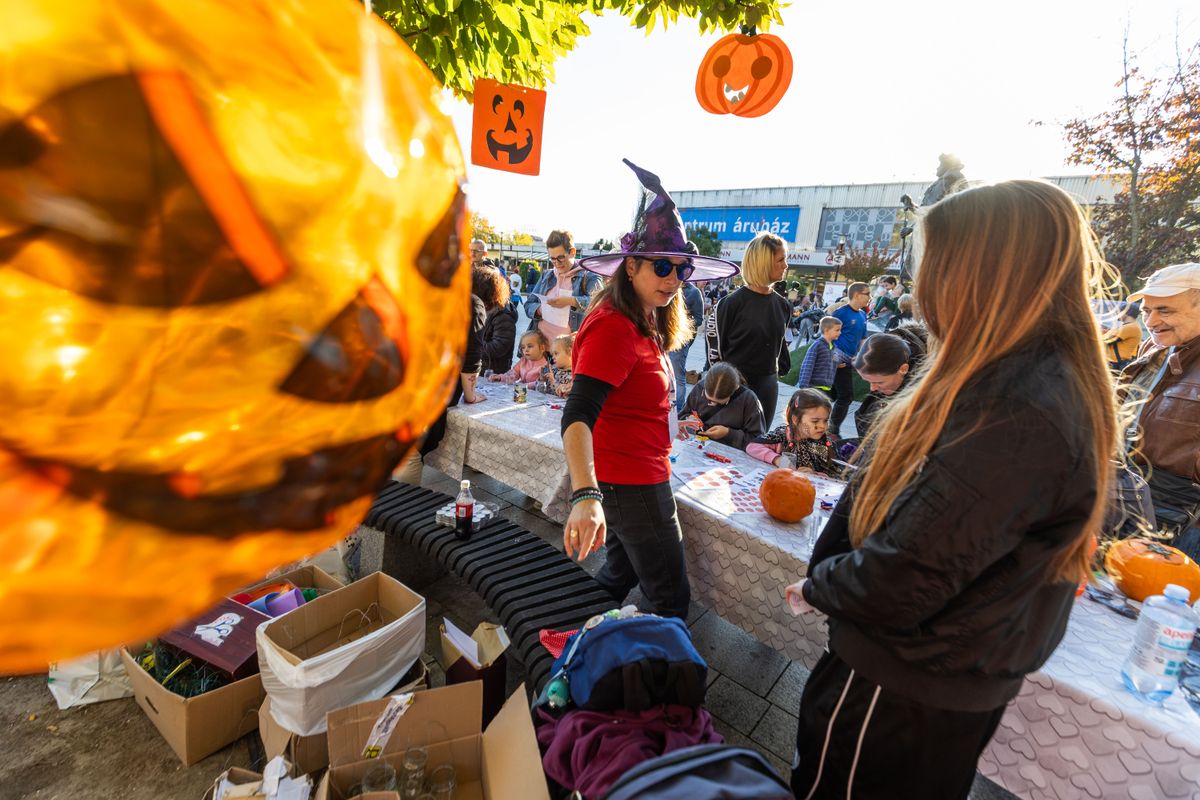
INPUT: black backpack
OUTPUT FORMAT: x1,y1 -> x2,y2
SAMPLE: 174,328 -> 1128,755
599,745 -> 793,800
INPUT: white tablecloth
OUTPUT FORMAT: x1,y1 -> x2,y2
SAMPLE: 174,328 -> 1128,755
424,382 -> 1200,798
424,381 -> 839,665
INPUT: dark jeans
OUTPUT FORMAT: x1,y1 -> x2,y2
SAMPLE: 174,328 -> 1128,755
746,372 -> 780,425
594,481 -> 690,619
829,365 -> 855,434
792,651 -> 1005,800
669,344 -> 693,413
420,378 -> 464,457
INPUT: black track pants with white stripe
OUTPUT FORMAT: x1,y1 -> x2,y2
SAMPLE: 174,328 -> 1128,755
791,651 -> 1006,800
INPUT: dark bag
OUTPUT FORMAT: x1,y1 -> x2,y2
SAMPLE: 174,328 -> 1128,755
599,745 -> 792,800
1106,463 -> 1157,540
1146,467 -> 1200,537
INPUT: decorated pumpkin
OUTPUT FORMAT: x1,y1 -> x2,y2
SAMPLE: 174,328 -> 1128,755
760,469 -> 816,523
0,0 -> 467,672
1104,539 -> 1200,602
695,32 -> 793,118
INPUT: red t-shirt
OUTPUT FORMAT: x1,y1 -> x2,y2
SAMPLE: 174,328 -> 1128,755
573,303 -> 674,485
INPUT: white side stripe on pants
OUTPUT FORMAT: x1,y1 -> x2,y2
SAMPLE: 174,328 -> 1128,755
802,669 -> 855,800
846,685 -> 882,798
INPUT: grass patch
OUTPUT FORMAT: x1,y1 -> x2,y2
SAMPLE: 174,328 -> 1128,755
783,341 -> 870,401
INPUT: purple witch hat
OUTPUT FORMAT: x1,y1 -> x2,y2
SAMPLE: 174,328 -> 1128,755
577,159 -> 739,281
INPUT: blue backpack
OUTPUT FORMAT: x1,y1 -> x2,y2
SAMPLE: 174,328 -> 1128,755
541,615 -> 707,711
600,745 -> 793,800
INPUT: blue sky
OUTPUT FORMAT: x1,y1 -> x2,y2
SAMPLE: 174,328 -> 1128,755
445,1 -> 1199,243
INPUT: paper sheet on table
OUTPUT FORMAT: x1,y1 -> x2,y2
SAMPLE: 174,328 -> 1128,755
443,618 -> 481,668
534,293 -> 570,328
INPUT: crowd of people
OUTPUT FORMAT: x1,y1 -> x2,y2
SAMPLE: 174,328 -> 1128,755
419,162 -> 1198,798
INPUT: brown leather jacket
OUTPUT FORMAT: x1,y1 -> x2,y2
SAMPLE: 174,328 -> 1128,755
1121,336 -> 1200,482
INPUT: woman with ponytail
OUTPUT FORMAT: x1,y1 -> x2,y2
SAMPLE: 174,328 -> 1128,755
784,180 -> 1119,799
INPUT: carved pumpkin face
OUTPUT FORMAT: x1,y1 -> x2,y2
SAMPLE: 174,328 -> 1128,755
695,33 -> 793,118
0,0 -> 468,671
470,79 -> 546,176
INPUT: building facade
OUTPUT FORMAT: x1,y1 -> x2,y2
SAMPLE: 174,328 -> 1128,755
674,175 -> 1121,269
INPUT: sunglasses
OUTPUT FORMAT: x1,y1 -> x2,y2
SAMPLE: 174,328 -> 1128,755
648,258 -> 695,281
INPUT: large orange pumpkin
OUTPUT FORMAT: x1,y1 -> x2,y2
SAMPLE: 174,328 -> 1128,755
695,32 -> 793,118
0,0 -> 467,672
759,469 -> 816,523
1104,539 -> 1200,602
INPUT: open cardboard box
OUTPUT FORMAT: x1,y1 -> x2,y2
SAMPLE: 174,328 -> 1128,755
259,658 -> 427,775
239,564 -> 344,601
314,681 -> 549,800
257,572 -> 425,737
121,643 -> 264,766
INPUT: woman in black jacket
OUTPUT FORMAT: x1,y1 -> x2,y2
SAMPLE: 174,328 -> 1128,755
472,265 -> 517,374
677,362 -> 766,451
784,181 -> 1119,799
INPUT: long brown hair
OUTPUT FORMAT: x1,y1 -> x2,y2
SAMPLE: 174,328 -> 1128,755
587,258 -> 693,351
849,180 -> 1118,582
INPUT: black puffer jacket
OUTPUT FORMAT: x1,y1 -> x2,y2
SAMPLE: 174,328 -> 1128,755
804,337 -> 1098,712
480,303 -> 518,374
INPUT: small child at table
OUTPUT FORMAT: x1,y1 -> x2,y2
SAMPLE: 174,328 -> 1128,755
491,330 -> 550,387
747,389 -> 838,476
677,362 -> 765,450
550,333 -> 575,397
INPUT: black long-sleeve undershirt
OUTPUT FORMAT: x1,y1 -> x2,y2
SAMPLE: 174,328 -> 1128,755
560,374 -> 614,434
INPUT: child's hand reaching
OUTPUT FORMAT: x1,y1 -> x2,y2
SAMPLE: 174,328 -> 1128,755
702,425 -> 730,441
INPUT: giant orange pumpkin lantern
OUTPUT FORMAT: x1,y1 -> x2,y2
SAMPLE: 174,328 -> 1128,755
0,0 -> 468,672
1104,539 -> 1200,603
695,32 -> 793,118
760,469 -> 816,523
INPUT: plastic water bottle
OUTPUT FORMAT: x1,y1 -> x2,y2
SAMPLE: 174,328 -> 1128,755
454,480 -> 474,540
1121,584 -> 1199,703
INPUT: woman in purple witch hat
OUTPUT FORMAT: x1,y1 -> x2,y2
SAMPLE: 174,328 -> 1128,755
558,160 -> 739,618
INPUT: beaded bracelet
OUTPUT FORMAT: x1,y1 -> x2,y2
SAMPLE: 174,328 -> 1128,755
569,487 -> 604,506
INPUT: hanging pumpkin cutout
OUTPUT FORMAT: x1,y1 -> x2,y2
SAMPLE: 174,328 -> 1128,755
470,79 -> 546,176
0,0 -> 468,672
695,32 -> 793,118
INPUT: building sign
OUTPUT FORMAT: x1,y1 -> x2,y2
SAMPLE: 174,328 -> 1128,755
720,247 -> 838,266
679,206 -> 801,242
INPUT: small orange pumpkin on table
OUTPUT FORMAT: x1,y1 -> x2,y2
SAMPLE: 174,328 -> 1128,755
760,469 -> 816,523
1104,539 -> 1200,602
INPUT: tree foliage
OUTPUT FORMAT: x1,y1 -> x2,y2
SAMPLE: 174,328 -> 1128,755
837,244 -> 897,285
686,225 -> 722,257
373,0 -> 788,99
593,237 -> 616,252
1062,38 -> 1200,282
468,212 -> 499,244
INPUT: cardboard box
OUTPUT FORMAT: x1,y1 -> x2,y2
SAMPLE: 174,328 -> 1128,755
202,767 -> 262,800
121,644 -> 264,766
259,658 -> 427,775
257,573 -> 426,737
440,622 -> 510,726
315,681 -> 549,800
239,564 -> 344,600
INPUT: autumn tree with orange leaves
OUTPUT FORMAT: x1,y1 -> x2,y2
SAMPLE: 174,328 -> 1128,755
1061,38 -> 1200,284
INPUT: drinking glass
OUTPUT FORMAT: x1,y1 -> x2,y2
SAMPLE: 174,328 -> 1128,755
361,763 -> 398,792
427,764 -> 456,800
400,746 -> 428,798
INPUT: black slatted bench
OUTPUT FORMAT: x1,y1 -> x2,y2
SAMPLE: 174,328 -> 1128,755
365,481 -> 616,692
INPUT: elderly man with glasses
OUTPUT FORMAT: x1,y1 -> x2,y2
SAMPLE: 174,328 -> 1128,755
1120,263 -> 1200,558
524,229 -> 602,339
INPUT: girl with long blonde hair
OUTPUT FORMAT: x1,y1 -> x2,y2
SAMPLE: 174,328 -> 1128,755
785,180 -> 1118,799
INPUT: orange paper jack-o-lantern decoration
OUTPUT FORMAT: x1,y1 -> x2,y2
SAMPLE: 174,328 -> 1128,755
1104,539 -> 1200,602
471,79 -> 546,176
0,0 -> 469,672
696,33 -> 793,118
760,469 -> 816,523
